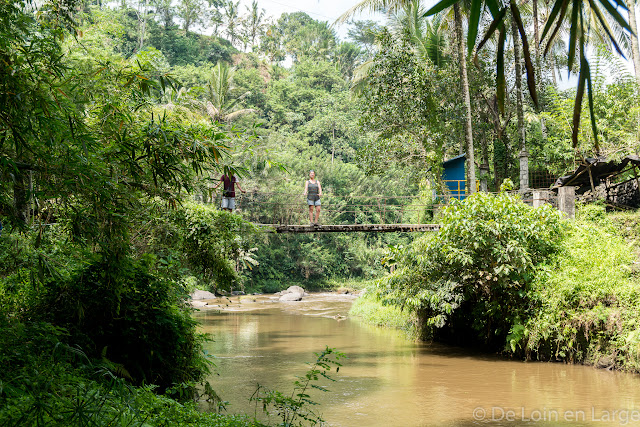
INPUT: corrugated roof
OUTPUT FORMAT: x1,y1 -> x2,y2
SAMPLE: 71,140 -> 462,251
442,154 -> 466,166
554,155 -> 640,191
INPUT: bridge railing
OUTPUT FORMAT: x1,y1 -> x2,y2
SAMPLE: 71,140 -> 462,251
197,187 -> 568,225
206,191 -> 441,226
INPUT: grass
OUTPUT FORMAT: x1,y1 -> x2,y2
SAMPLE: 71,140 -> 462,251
349,289 -> 418,337
521,205 -> 640,371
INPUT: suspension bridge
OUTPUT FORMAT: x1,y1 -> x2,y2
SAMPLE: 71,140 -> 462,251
200,184 -> 563,233
207,190 -> 454,233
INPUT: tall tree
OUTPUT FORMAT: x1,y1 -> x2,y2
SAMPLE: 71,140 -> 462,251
347,20 -> 383,56
223,0 -> 242,47
337,0 -> 476,192
244,0 -> 265,50
274,12 -> 337,62
454,3 -> 476,193
152,0 -> 175,30
428,0 -> 632,153
627,0 -> 640,85
511,13 -> 528,190
177,0 -> 205,35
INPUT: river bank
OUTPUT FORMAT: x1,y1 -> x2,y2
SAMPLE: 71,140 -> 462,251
348,199 -> 640,375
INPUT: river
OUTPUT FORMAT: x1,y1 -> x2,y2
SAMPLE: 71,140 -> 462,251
195,293 -> 640,426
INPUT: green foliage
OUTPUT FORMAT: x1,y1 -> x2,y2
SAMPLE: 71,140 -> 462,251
428,0 -> 633,148
259,12 -> 337,64
265,59 -> 347,128
0,318 -> 259,427
32,257 -> 209,392
172,203 -> 257,292
250,347 -> 344,426
521,206 -> 640,371
375,192 -> 565,345
357,29 -> 442,174
538,74 -> 640,162
349,290 -> 418,336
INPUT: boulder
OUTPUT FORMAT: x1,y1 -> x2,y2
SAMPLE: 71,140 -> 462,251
191,289 -> 217,300
279,285 -> 305,302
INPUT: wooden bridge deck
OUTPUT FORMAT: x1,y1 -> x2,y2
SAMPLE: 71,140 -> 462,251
255,223 -> 441,233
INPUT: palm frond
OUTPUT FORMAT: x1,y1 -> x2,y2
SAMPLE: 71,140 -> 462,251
335,0 -> 414,25
224,109 -> 257,122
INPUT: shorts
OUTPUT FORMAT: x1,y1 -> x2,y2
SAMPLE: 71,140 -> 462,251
307,198 -> 321,206
221,197 -> 236,210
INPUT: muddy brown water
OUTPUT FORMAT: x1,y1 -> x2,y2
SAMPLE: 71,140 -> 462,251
195,293 -> 640,426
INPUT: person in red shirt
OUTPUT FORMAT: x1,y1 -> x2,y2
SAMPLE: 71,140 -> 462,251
214,174 -> 246,211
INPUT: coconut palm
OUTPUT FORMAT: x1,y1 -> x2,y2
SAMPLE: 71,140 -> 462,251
205,61 -> 256,123
223,0 -> 242,47
244,0 -> 265,50
387,0 -> 450,66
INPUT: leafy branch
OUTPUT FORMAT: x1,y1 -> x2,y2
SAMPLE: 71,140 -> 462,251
250,346 -> 345,426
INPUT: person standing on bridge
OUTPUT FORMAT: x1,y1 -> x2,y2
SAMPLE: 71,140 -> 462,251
214,173 -> 246,212
303,170 -> 322,225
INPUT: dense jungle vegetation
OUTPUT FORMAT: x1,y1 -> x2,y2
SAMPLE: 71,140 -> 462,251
355,198 -> 640,373
1,0 -> 640,424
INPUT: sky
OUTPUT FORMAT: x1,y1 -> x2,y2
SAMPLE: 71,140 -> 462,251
234,0 -> 635,84
237,0 -> 386,39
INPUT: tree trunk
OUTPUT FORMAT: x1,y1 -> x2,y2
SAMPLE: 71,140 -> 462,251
13,171 -> 29,224
138,0 -> 147,51
512,16 -> 528,191
454,4 -> 476,194
627,0 -> 640,86
480,129 -> 490,192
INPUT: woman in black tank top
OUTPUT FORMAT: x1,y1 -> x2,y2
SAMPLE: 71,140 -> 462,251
303,170 -> 323,225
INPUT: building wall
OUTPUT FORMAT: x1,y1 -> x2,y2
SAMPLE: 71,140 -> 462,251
443,156 -> 466,199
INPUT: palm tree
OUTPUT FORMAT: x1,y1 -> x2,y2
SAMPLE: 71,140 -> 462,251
223,0 -> 242,47
511,12 -> 528,190
205,62 -> 256,123
244,0 -> 265,51
431,0 -> 632,152
387,0 -> 450,65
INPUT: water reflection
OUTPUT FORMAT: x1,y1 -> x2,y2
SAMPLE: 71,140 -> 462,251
196,294 -> 640,426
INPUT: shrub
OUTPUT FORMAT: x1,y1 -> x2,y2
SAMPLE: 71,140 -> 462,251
0,317 -> 258,427
375,192 -> 565,346
171,203 -> 256,292
33,256 -> 209,392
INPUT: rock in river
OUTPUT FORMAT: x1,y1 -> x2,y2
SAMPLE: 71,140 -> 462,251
279,285 -> 306,302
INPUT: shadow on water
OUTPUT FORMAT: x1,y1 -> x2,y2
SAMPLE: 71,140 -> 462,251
195,293 -> 640,427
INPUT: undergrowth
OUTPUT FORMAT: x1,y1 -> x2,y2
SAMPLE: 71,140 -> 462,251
0,318 -> 259,427
349,290 -> 418,336
520,204 -> 640,371
352,198 -> 640,372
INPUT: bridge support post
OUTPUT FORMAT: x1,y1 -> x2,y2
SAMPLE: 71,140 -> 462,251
532,190 -> 552,208
558,186 -> 576,219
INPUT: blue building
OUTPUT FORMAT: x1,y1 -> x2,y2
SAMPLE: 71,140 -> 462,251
442,154 -> 467,200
